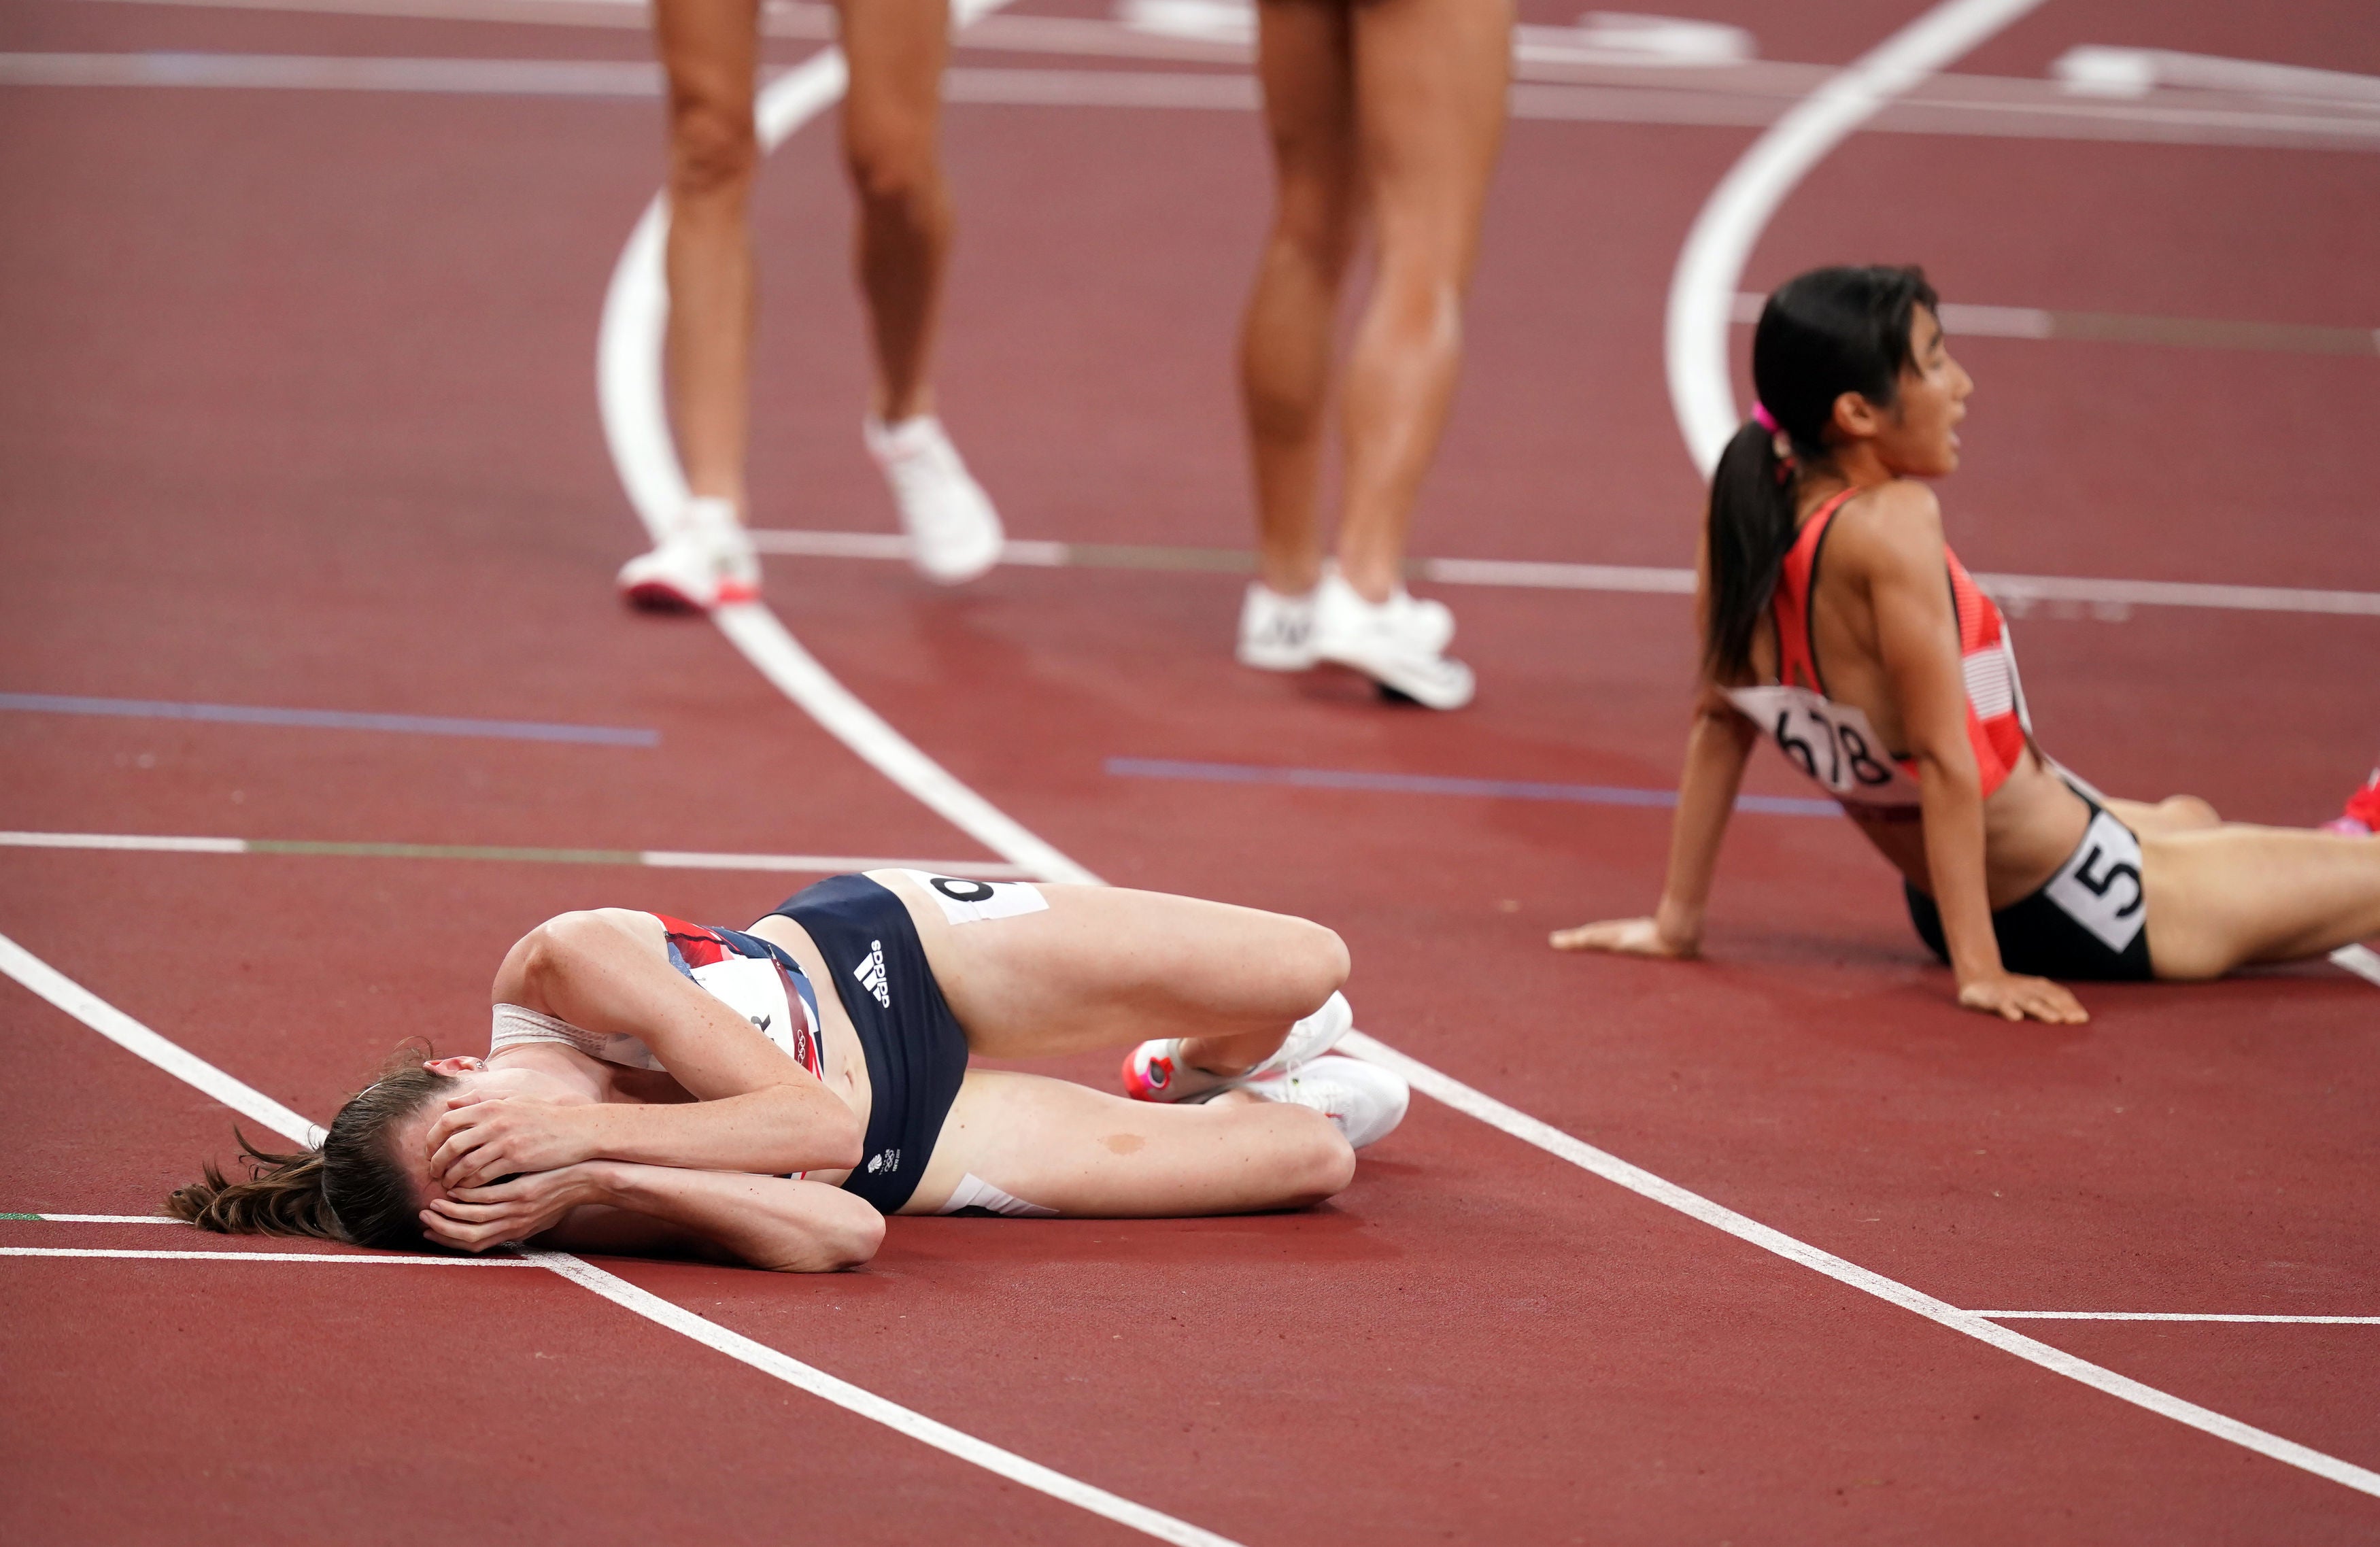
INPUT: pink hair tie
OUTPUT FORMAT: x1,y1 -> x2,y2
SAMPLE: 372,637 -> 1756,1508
1750,402 -> 1780,434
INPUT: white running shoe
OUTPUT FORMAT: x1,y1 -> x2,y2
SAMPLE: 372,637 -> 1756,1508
1236,581 -> 1320,671
1121,990 -> 1353,1104
866,415 -> 1004,585
616,496 -> 760,611
1310,568 -> 1474,709
1236,1054 -> 1409,1150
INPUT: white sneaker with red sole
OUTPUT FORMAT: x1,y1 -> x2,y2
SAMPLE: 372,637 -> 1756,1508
616,496 -> 760,611
1235,1054 -> 1409,1150
1121,990 -> 1353,1104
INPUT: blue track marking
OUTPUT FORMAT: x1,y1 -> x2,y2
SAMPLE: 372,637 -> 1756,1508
1104,757 -> 1837,815
0,692 -> 659,747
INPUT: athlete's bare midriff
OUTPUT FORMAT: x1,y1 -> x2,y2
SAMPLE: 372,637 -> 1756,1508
1752,492 -> 2092,909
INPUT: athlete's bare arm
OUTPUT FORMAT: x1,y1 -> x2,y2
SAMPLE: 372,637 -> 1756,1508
1551,681 -> 1753,957
1848,485 -> 2085,1025
428,910 -> 864,1189
424,1161 -> 883,1271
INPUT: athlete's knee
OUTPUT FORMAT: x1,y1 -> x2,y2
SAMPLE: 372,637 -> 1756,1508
2161,794 -> 2221,829
1284,921 -> 1351,1013
843,122 -> 941,213
668,99 -> 758,202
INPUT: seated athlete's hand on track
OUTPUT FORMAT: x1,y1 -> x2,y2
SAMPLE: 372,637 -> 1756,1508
420,1163 -> 607,1253
428,1091 -> 594,1191
1548,917 -> 1699,959
1956,971 -> 2088,1025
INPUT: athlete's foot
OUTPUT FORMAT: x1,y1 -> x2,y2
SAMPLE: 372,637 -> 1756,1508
615,496 -> 760,611
866,415 -> 1004,585
1121,991 -> 1353,1103
1236,581 -> 1319,671
1310,568 -> 1474,710
1232,1055 -> 1409,1149
2321,768 -> 2379,836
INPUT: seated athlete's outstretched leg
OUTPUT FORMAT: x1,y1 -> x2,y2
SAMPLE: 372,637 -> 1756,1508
871,871 -> 1349,1072
2145,825 -> 2380,979
2104,794 -> 2222,836
899,1069 -> 1359,1217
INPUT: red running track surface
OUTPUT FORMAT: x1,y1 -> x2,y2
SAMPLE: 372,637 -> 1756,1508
3,0 -> 2377,1541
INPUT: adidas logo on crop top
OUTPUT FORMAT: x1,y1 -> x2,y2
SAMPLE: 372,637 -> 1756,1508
489,915 -> 826,1081
1724,487 -> 2030,809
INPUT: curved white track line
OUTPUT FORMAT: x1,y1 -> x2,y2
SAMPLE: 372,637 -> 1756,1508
1663,0 -> 2048,473
0,934 -> 1239,1547
588,1 -> 2380,1503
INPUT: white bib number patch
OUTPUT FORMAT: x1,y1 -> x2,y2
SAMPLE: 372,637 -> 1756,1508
900,870 -> 1049,926
2043,810 -> 2147,954
1724,685 -> 1918,807
689,954 -> 801,1062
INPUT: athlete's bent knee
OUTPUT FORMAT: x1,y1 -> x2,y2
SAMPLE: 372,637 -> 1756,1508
2162,794 -> 2221,828
844,131 -> 939,212
669,103 -> 758,202
1287,921 -> 1351,1013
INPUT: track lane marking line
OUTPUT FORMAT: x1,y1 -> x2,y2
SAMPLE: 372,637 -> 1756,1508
0,932 -> 1242,1547
0,830 -> 1036,878
0,690 -> 659,745
587,0 -> 2380,1501
1975,1311 -> 2380,1325
1,1246 -> 539,1265
738,528 -> 2380,618
1340,1030 -> 2380,1496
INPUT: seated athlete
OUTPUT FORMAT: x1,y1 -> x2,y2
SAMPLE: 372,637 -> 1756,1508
169,870 -> 1408,1270
1552,265 -> 2380,1023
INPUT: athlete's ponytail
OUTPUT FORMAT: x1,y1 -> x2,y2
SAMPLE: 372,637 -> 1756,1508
167,1057 -> 456,1248
1702,263 -> 1940,682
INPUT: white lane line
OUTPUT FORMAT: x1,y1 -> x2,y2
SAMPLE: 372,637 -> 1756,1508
0,935 -> 1241,1547
3,1246 -> 538,1265
1663,0 -> 2047,473
0,932 -> 326,1148
2330,944 -> 2380,988
0,829 -> 1036,879
12,1214 -> 190,1223
586,0 -> 2380,1498
741,528 -> 2380,618
1340,1031 -> 2380,1497
1977,1311 -> 2380,1325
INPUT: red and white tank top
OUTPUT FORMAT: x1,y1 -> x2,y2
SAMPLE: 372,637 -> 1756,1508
1722,487 -> 2031,809
489,914 -> 826,1079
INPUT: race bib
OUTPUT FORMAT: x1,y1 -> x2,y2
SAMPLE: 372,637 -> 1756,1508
899,871 -> 1050,926
2043,810 -> 2147,953
1723,685 -> 1920,807
688,953 -> 817,1072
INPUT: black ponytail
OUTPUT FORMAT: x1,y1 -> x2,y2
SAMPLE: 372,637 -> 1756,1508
1701,263 -> 1941,683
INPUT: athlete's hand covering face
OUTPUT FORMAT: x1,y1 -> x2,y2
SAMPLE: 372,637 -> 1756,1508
426,1088 -> 595,1191
420,1164 -> 603,1253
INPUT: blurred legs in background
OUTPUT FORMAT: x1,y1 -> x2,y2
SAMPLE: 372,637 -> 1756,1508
1236,0 -> 1513,709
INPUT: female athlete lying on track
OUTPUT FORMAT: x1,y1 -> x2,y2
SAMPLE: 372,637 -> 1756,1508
170,871 -> 1408,1270
1553,265 -> 2380,1023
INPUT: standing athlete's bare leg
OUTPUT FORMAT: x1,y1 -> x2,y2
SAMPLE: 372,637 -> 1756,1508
1242,0 -> 1359,600
838,0 -> 953,422
1333,0 -> 1510,602
656,0 -> 762,513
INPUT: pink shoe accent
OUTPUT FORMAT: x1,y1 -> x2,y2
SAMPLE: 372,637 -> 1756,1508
1121,1049 -> 1174,1102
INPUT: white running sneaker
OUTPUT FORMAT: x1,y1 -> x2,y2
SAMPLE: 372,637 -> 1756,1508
1121,990 -> 1353,1104
1310,568 -> 1474,709
616,496 -> 760,611
1236,581 -> 1320,671
1236,1054 -> 1409,1150
866,415 -> 1004,585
